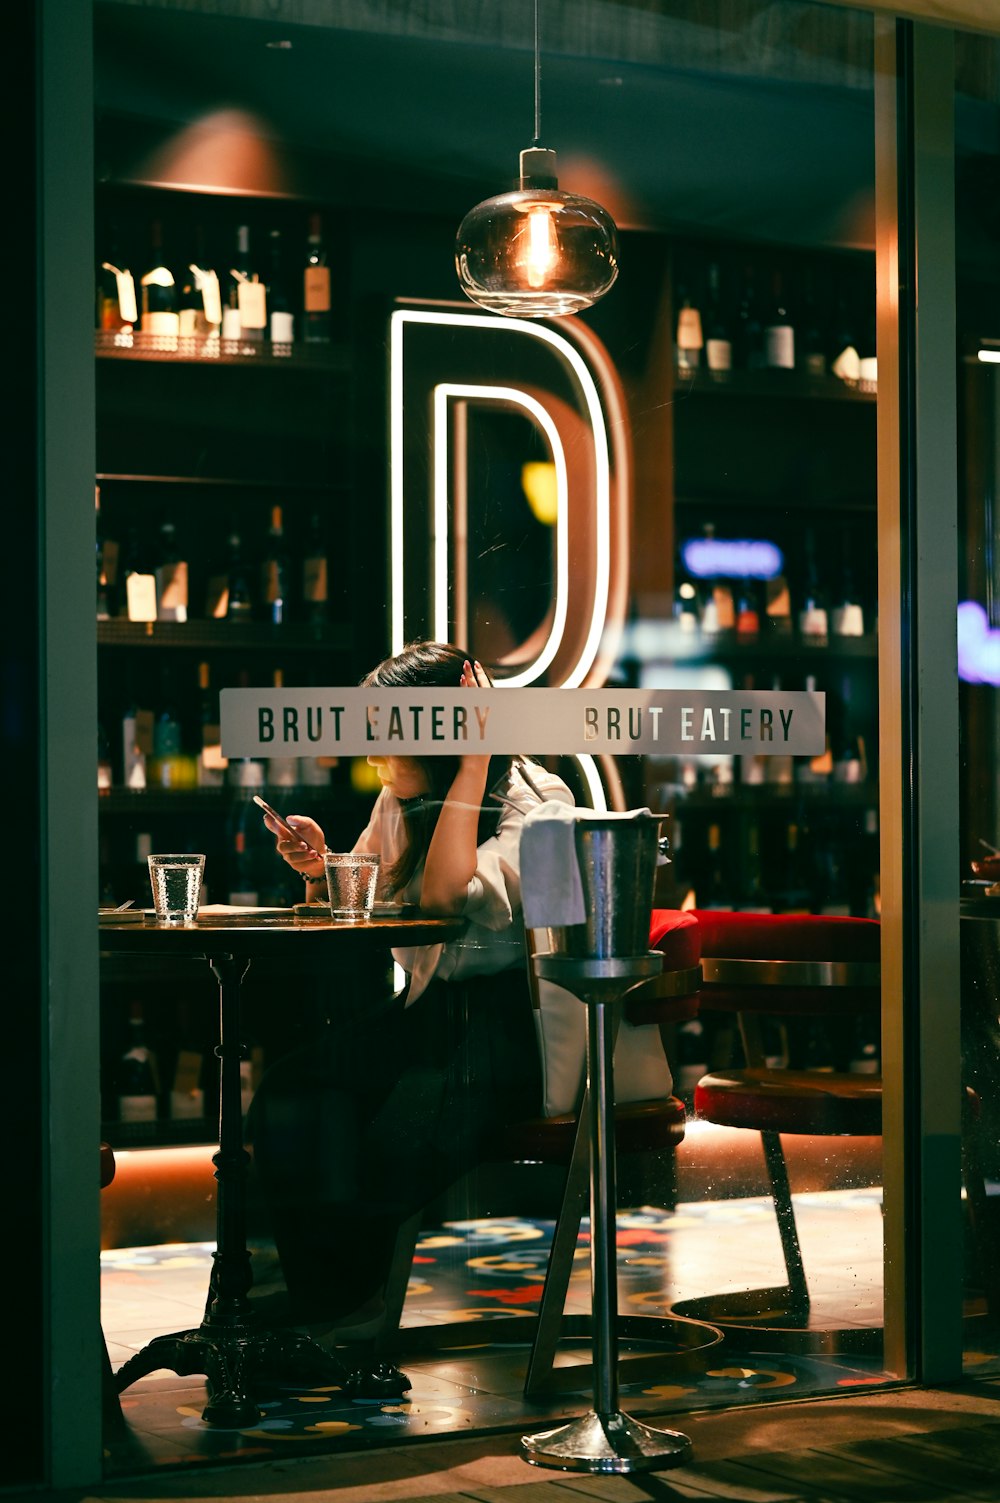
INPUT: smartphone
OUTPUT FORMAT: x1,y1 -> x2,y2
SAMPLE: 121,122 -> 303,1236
252,795 -> 325,856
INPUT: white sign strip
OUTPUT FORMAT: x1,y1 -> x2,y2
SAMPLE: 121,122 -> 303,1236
221,687 -> 825,758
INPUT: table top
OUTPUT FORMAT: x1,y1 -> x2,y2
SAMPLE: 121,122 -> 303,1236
99,910 -> 466,959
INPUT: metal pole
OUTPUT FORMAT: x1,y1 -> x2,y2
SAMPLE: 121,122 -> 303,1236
588,997 -> 619,1418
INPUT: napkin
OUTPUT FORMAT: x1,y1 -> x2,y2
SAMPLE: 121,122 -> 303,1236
520,804 -> 655,929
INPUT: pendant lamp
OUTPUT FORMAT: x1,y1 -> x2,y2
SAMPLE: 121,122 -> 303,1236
455,2 -> 619,318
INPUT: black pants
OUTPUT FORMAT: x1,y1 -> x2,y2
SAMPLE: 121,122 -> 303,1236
247,967 -> 542,1320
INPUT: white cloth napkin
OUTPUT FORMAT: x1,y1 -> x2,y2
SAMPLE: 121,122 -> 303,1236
520,803 -> 654,929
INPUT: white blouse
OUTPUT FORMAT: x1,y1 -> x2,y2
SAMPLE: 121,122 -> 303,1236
355,760 -> 574,1004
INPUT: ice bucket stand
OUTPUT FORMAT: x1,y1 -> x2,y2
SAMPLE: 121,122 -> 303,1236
520,949 -> 693,1475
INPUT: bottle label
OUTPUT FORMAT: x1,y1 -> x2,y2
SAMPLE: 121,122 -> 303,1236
101,265 -> 137,326
193,266 -> 222,327
270,311 -> 295,343
237,278 -> 267,330
126,572 -> 158,623
142,310 -> 180,338
765,325 -> 795,369
156,561 -> 189,621
799,606 -> 829,638
765,575 -> 791,622
712,584 -> 735,631
303,557 -> 328,603
677,307 -> 703,349
119,1093 -> 157,1123
304,265 -> 331,313
832,602 -> 865,637
705,338 -> 732,371
262,560 -> 284,603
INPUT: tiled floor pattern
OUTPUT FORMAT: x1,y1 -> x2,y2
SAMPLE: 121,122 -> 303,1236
101,1191 -> 897,1478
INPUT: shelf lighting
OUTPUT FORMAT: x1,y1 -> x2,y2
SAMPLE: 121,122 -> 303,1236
455,0 -> 618,318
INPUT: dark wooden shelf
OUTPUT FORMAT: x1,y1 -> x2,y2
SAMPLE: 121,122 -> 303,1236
674,783 -> 876,811
95,328 -> 351,372
655,630 -> 878,661
99,787 -> 353,815
96,472 -> 347,493
672,370 -> 876,403
97,619 -> 353,651
101,1119 -> 217,1150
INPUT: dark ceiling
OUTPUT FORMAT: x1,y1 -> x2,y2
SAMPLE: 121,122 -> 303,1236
94,0 -> 884,249
94,0 -> 1000,257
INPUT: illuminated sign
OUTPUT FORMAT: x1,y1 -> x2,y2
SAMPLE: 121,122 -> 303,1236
682,537 -> 784,580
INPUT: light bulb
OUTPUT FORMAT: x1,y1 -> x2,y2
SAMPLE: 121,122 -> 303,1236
456,147 -> 618,318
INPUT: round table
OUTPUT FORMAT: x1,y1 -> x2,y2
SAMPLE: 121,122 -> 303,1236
100,910 -> 464,1426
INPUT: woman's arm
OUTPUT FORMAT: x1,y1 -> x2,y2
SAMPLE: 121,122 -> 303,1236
418,660 -> 492,915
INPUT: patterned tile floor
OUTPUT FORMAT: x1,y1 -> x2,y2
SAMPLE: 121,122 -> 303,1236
101,1190 -> 903,1477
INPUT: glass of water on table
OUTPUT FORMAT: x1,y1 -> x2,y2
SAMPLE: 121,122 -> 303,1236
148,853 -> 205,923
323,852 -> 380,919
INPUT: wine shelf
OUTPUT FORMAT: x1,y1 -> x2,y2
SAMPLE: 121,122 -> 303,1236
97,619 -> 353,651
97,472 -> 348,493
673,369 -> 877,403
95,329 -> 351,372
99,787 -> 353,815
646,630 -> 878,661
672,783 -> 875,811
101,1118 -> 218,1150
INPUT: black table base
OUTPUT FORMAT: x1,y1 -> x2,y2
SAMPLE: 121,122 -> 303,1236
114,1317 -> 409,1428
112,948 -> 411,1424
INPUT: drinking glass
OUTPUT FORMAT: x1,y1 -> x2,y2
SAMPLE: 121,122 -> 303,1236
324,852 -> 380,919
148,853 -> 205,923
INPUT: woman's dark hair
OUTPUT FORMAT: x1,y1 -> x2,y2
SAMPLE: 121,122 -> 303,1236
361,641 -> 514,895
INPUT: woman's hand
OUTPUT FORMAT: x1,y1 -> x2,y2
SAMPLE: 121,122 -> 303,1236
262,812 -> 327,881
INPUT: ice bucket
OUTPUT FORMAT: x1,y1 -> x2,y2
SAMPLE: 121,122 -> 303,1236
544,814 -> 664,960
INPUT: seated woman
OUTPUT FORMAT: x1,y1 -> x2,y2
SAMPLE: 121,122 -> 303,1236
249,641 -> 574,1339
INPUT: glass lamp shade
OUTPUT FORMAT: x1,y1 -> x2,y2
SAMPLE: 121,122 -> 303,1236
456,157 -> 619,317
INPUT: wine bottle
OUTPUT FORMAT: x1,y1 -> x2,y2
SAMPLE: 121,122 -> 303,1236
301,511 -> 329,626
154,519 -> 189,623
675,284 -> 703,377
833,674 -> 865,784
765,675 -> 794,787
121,524 -> 157,623
122,667 -> 152,791
230,224 -> 265,345
797,673 -> 832,786
774,820 -> 812,913
698,524 -> 734,635
95,485 -> 119,620
97,228 -> 136,335
704,262 -> 732,377
700,821 -> 731,909
260,505 -> 290,625
151,663 -> 184,789
735,265 -> 765,370
799,269 -> 827,377
267,228 -> 294,344
117,1002 -> 160,1124
736,820 -> 769,912
224,531 -> 254,622
139,219 -> 179,343
98,722 -> 113,795
735,577 -> 760,639
178,226 -> 221,342
673,553 -> 699,635
197,661 -> 227,788
831,546 -> 866,638
266,666 -> 299,789
763,271 -> 795,370
303,212 -> 332,343
798,528 -> 829,644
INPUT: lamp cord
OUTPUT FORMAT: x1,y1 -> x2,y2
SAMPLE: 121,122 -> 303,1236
533,0 -> 541,146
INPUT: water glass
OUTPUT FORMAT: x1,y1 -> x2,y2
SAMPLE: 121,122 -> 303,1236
324,852 -> 380,919
148,853 -> 205,923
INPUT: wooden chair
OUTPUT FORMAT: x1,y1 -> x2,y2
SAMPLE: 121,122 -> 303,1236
674,910 -> 883,1352
375,910 -> 719,1396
